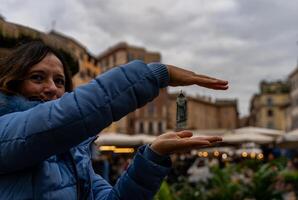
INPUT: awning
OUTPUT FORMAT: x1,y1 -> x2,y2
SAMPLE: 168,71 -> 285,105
94,133 -> 156,147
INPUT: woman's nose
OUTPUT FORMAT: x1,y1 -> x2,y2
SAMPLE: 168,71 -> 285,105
43,79 -> 58,98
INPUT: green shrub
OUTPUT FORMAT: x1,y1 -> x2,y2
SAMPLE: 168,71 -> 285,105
154,181 -> 176,200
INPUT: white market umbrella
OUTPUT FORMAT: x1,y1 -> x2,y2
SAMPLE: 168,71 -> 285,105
276,129 -> 298,148
133,134 -> 156,144
192,129 -> 229,136
233,126 -> 284,138
94,133 -> 156,147
223,132 -> 274,145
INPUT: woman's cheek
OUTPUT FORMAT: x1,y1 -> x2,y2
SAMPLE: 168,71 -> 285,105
57,89 -> 65,98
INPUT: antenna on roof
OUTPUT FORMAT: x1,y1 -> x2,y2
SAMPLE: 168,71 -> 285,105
51,20 -> 56,31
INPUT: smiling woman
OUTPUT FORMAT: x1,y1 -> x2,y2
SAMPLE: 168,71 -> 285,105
0,40 -> 73,96
0,40 -> 227,200
19,53 -> 66,101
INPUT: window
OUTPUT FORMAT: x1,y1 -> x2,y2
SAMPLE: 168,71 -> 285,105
295,97 -> 298,106
113,54 -> 117,64
148,122 -> 153,135
104,59 -> 109,67
158,121 -> 163,133
127,53 -> 134,62
267,121 -> 274,129
292,116 -> 298,129
147,103 -> 155,116
129,118 -> 134,129
267,97 -> 273,106
139,122 -> 144,133
137,54 -> 144,61
267,109 -> 273,117
162,106 -> 167,117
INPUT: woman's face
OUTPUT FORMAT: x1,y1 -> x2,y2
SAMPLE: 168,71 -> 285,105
19,53 -> 66,101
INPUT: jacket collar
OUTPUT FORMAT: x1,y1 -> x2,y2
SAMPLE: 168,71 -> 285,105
0,92 -> 40,117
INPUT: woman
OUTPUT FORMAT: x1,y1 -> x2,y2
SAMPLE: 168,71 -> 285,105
0,41 -> 228,199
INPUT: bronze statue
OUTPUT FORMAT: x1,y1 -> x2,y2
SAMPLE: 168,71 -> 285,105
176,91 -> 187,131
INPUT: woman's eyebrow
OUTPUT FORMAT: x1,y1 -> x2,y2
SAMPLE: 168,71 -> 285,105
28,70 -> 65,77
28,70 -> 45,74
30,69 -> 44,73
55,74 -> 65,79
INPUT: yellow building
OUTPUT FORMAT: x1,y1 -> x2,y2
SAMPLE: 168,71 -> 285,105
97,42 -> 167,135
47,31 -> 101,87
167,93 -> 239,130
98,42 -> 160,72
249,81 -> 290,130
216,100 -> 239,129
288,67 -> 298,130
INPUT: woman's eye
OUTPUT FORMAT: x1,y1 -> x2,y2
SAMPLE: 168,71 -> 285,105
55,78 -> 65,86
30,74 -> 44,82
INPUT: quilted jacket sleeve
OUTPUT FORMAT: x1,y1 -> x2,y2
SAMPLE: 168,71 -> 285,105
91,145 -> 172,200
0,60 -> 169,174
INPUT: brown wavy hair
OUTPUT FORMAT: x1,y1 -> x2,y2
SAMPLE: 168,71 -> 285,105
0,40 -> 73,95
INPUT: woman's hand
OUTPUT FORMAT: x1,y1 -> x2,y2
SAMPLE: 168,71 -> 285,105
167,65 -> 229,90
149,131 -> 222,155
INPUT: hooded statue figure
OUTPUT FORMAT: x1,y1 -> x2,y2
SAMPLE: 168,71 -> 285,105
176,91 -> 187,131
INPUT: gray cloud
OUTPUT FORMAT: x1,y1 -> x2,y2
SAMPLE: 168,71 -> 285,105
1,0 -> 298,116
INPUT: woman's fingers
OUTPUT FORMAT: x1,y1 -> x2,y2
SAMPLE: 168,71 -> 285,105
194,82 -> 229,90
173,135 -> 222,151
192,76 -> 228,85
193,79 -> 229,90
167,65 -> 229,90
169,140 -> 211,154
195,73 -> 228,83
172,139 -> 211,153
176,132 -> 222,142
150,131 -> 223,155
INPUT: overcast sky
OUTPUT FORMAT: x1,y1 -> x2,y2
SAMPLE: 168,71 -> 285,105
1,0 -> 298,116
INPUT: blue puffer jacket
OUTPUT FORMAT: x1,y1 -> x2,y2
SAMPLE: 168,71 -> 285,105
0,60 -> 172,200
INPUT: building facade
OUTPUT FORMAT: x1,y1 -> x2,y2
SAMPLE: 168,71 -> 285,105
97,42 -> 167,135
288,67 -> 298,130
249,81 -> 290,130
0,18 -> 240,134
0,18 -> 100,84
47,31 -> 101,87
98,42 -> 161,72
167,94 -> 239,130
